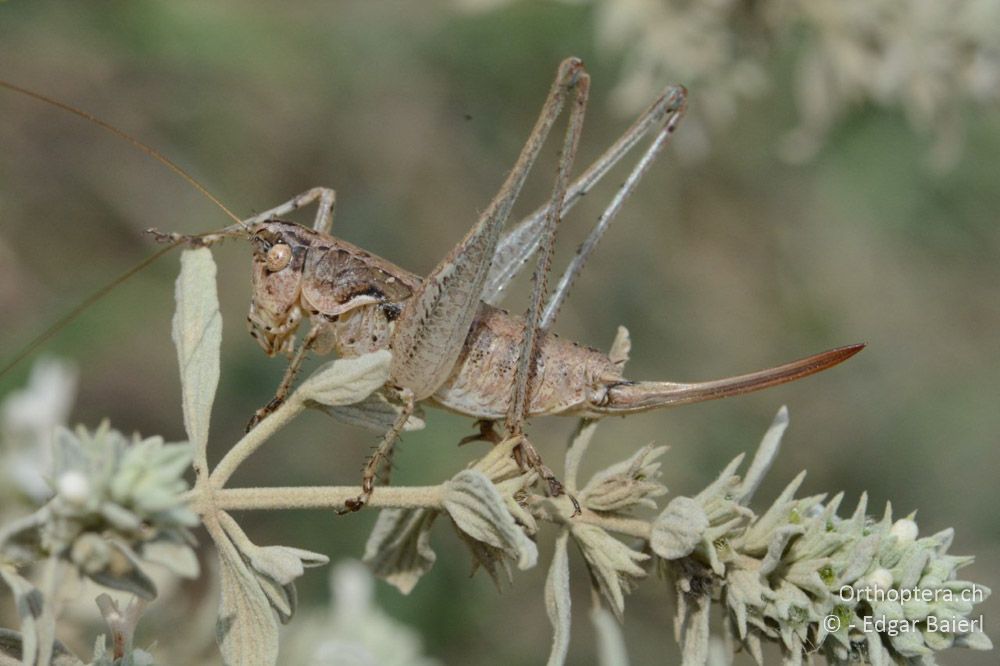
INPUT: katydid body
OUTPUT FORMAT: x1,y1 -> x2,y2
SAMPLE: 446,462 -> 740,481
247,219 -> 862,420
1,58 -> 864,514
217,57 -> 861,510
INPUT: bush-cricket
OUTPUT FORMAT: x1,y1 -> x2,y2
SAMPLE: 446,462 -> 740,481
0,58 -> 863,512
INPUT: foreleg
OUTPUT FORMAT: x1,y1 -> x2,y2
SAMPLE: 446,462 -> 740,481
245,324 -> 322,431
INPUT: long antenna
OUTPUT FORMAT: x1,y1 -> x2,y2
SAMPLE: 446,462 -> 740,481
0,79 -> 244,379
0,243 -> 180,378
0,80 -> 243,225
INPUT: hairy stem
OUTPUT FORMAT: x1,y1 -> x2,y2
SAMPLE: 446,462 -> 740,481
200,485 -> 444,512
187,484 -> 653,541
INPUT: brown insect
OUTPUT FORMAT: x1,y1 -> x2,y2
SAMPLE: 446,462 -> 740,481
1,58 -> 863,512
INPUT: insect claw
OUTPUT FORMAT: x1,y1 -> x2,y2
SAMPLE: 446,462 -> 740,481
245,412 -> 262,433
338,496 -> 366,514
568,493 -> 582,518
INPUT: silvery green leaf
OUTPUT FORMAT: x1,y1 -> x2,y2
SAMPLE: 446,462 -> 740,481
128,649 -> 156,666
453,529 -> 515,588
140,540 -> 200,579
69,533 -> 112,575
253,574 -> 297,624
886,616 -> 930,657
836,531 -> 881,585
564,419 -> 599,494
569,523 -> 647,620
110,439 -> 194,516
863,631 -> 892,666
678,592 -> 711,666
296,350 -> 391,407
696,453 -> 745,505
50,426 -> 87,482
90,635 -> 109,664
171,248 -> 222,454
758,525 -> 804,576
785,494 -> 848,562
83,539 -> 157,600
442,470 -> 537,571
244,544 -> 329,587
0,567 -> 43,666
893,544 -> 931,590
954,629 -> 993,650
922,626 -> 954,651
608,325 -> 631,368
743,627 -> 764,665
218,512 -> 326,623
782,558 -> 832,598
212,519 -> 279,666
739,472 -> 807,554
0,508 -> 48,565
0,629 -> 82,666
735,406 -> 788,505
651,497 -> 709,560
592,605 -> 630,666
580,444 -> 668,514
707,635 -> 733,666
472,436 -> 524,484
544,531 -> 571,666
725,569 -> 773,639
363,508 -> 438,595
314,391 -> 425,432
99,502 -> 143,532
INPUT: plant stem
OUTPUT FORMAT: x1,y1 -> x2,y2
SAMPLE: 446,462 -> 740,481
202,485 -> 444,512
192,484 -> 652,541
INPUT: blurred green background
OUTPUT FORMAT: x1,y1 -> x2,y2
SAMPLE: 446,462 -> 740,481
1,1 -> 997,664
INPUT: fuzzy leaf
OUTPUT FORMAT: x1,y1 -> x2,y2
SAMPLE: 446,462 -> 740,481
954,629 -> 993,650
564,419 -> 599,494
140,540 -> 200,579
678,592 -> 711,666
363,508 -> 438,595
218,512 -> 326,624
591,606 -> 630,666
758,525 -> 804,576
580,444 -> 668,514
545,531 -> 571,666
442,470 -> 537,571
570,523 -> 647,620
172,248 -> 222,453
0,567 -> 43,666
297,350 -> 391,407
83,540 -> 158,601
736,406 -> 789,504
0,508 -> 48,566
651,496 -> 709,560
0,629 -> 82,666
608,325 -> 631,368
315,391 -> 425,432
453,530 -> 516,588
213,523 -> 279,666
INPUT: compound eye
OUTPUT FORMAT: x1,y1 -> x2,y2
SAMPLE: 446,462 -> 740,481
265,243 -> 292,272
